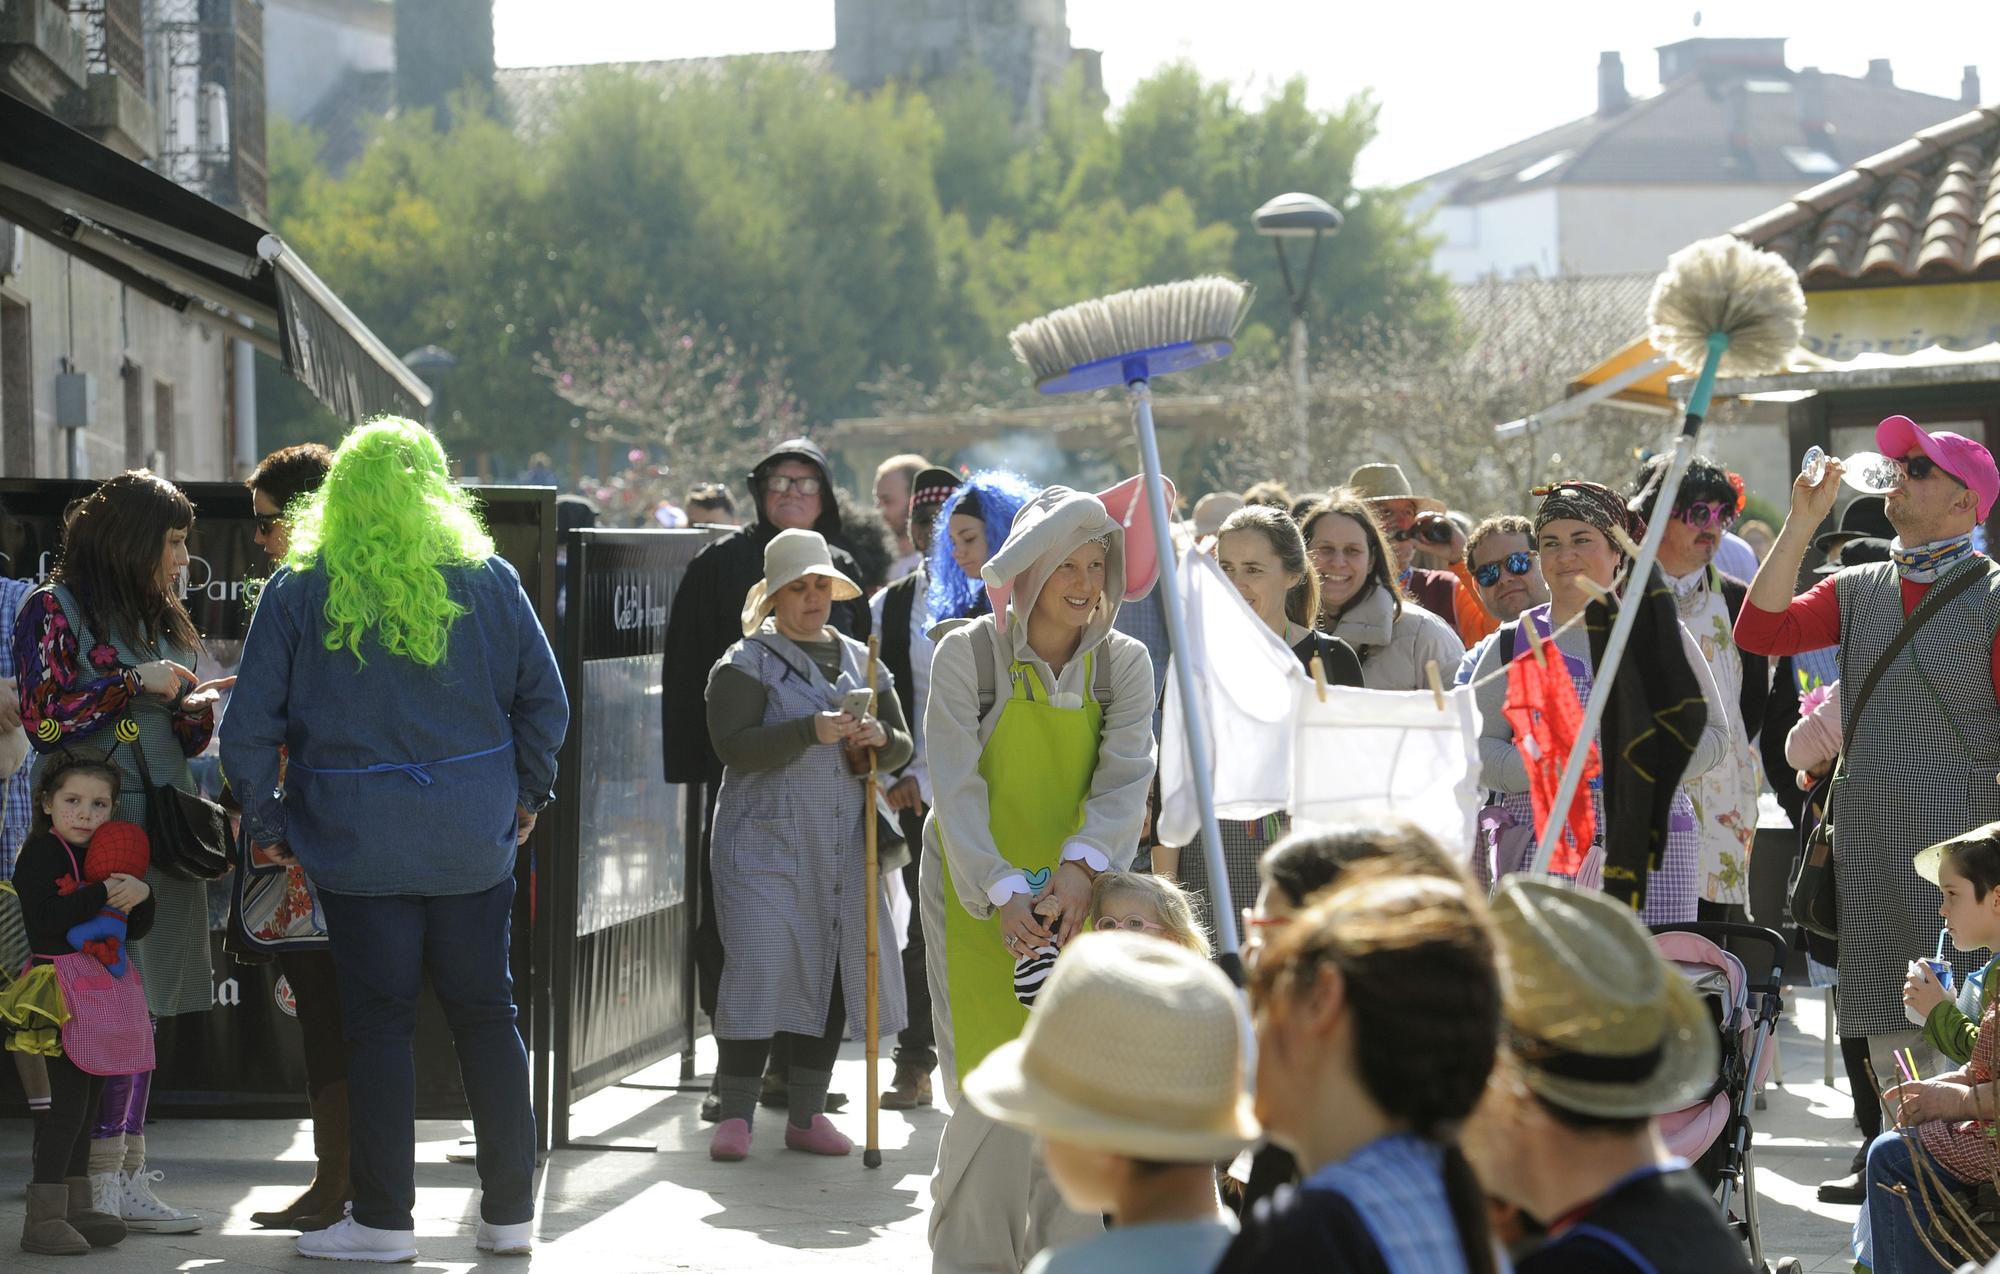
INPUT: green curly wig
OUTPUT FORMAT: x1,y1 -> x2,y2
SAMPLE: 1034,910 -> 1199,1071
283,416 -> 494,667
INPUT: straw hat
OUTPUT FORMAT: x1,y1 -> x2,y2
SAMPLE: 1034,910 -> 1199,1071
962,932 -> 1259,1162
1491,879 -> 1717,1119
1913,821 -> 2000,886
740,528 -> 861,636
1193,491 -> 1246,538
1345,463 -> 1445,515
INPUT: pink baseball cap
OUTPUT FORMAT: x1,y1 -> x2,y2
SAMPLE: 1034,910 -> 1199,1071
1876,415 -> 1999,520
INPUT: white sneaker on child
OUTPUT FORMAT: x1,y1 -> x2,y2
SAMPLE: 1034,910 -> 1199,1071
475,1218 -> 534,1255
296,1215 -> 420,1263
88,1171 -> 122,1219
118,1168 -> 202,1233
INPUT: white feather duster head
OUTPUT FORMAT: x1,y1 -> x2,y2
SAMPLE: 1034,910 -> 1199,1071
1646,235 -> 1806,377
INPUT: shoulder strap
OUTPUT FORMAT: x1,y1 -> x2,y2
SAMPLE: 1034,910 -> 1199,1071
1091,642 -> 1113,708
1500,620 -> 1520,665
971,620 -> 1000,718
1842,561 -> 1989,753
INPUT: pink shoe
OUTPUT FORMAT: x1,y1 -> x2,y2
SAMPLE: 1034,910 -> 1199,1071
783,1115 -> 853,1157
709,1118 -> 752,1162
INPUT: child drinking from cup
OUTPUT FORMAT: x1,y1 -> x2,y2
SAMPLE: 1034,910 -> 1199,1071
966,932 -> 1258,1274
1013,871 -> 1207,1006
1904,821 -> 2000,1065
0,754 -> 154,1255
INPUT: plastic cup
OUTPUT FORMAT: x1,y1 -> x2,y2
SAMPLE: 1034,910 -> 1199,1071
1922,958 -> 1955,992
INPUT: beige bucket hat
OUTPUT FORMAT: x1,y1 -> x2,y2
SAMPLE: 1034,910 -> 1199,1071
1913,821 -> 2000,886
1346,462 -> 1446,515
740,528 -> 861,636
1491,878 -> 1718,1119
962,932 -> 1259,1162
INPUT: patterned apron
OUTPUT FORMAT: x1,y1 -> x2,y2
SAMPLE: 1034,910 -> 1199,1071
1485,606 -> 1699,925
940,657 -> 1101,1079
1676,569 -> 1760,906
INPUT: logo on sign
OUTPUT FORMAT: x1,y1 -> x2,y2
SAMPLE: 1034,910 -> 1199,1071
274,975 -> 298,1018
612,580 -> 667,633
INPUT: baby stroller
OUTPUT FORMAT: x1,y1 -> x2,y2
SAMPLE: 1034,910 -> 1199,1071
1651,921 -> 1789,1271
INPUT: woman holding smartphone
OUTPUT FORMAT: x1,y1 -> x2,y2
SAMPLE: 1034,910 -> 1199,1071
701,528 -> 912,1162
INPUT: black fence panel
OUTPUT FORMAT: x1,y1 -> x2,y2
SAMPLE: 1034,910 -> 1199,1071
0,480 -> 556,1120
550,528 -> 719,1147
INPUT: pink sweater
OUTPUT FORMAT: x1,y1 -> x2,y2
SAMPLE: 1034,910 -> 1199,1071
1785,681 -> 1842,778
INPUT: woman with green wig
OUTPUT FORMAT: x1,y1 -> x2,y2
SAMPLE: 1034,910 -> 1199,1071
220,417 -> 568,1264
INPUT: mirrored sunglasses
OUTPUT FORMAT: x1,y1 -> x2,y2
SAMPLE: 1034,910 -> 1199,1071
1473,551 -> 1535,588
766,474 -> 824,495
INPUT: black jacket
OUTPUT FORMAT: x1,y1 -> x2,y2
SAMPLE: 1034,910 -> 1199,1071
660,439 -> 872,786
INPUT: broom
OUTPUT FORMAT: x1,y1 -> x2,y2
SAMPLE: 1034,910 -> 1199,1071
1010,277 -> 1255,982
862,635 -> 883,1169
1528,235 -> 1805,879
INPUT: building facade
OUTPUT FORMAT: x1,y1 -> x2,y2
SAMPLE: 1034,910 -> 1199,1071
1,0 -> 266,481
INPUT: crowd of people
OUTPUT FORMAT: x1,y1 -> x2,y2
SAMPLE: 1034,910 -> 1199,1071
3,411 -> 1999,1272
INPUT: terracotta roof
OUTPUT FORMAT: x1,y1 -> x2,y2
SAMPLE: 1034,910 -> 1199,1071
1423,69 -> 1969,206
1732,104 -> 2000,285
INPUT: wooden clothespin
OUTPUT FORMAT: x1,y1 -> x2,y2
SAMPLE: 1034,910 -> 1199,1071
1309,654 -> 1329,704
1606,524 -> 1642,559
1425,660 -> 1447,712
1574,575 -> 1614,603
1524,622 -> 1549,669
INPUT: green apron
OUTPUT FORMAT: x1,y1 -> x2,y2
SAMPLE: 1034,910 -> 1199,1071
940,656 -> 1102,1078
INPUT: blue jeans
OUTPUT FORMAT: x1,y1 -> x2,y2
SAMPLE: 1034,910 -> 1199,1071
1862,1130 -> 1973,1273
319,876 -> 535,1231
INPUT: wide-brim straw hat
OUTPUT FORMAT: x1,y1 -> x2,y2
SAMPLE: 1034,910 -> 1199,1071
1914,822 -> 2000,886
1492,879 -> 1718,1119
962,932 -> 1259,1162
740,528 -> 861,636
1345,462 -> 1446,515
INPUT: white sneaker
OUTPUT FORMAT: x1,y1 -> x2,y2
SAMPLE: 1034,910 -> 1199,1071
475,1218 -> 533,1255
118,1169 -> 202,1234
88,1172 -> 122,1219
296,1216 -> 419,1263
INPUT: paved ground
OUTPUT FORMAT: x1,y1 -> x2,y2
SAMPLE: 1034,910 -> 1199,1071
0,986 -> 1868,1272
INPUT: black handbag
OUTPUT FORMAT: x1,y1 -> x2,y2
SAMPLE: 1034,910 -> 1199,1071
119,719 -> 232,881
1786,562 -> 1986,940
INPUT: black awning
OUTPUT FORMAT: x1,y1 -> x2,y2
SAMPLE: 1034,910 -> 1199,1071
0,90 -> 430,425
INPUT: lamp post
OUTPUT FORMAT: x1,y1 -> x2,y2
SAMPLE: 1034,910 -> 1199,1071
400,344 -> 458,428
1253,193 -> 1342,486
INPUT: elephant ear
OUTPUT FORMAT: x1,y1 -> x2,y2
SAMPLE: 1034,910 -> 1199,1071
1095,474 -> 1175,601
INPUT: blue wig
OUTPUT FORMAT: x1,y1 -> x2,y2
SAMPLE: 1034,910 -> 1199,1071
926,469 -> 1038,625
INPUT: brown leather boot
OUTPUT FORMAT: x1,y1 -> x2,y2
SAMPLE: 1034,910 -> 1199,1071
62,1177 -> 125,1247
879,1063 -> 933,1111
22,1182 -> 88,1255
250,1082 -> 349,1230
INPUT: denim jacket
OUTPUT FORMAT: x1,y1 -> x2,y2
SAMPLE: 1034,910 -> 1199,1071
218,555 -> 568,897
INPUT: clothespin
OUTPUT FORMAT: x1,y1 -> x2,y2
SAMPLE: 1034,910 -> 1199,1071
1574,575 -> 1613,603
1607,524 -> 1642,559
1524,623 -> 1549,669
1309,655 -> 1329,704
1425,660 -> 1447,712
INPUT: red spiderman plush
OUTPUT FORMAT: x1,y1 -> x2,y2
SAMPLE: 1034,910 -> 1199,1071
65,821 -> 149,976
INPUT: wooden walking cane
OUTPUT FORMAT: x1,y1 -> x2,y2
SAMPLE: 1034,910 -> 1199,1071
862,635 -> 883,1169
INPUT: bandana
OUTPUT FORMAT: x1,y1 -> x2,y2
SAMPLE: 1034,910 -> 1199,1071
1890,532 -> 1977,584
1533,481 -> 1638,549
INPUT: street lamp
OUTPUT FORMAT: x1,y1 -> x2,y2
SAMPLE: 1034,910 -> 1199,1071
401,344 -> 458,427
1253,193 -> 1342,486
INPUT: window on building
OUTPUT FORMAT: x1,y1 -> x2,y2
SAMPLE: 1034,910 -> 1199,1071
1,298 -> 30,476
123,360 -> 146,467
1782,147 -> 1840,175
153,379 -> 174,478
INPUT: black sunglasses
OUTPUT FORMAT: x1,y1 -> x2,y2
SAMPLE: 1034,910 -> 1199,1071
253,513 -> 282,533
1473,551 -> 1535,588
1900,453 -> 1965,487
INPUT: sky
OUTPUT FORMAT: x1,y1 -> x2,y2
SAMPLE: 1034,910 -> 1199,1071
491,1 -> 2000,187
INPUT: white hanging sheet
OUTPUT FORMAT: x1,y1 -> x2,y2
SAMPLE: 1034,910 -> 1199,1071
1158,551 -> 1304,847
1291,683 -> 1485,857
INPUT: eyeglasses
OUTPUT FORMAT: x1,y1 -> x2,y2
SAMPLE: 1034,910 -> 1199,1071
253,513 -> 282,534
766,474 -> 823,496
1472,551 -> 1536,588
1094,914 -> 1165,935
1898,453 -> 1966,487
1673,500 -> 1739,531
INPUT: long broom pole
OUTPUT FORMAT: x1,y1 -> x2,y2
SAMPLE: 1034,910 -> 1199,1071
1529,333 -> 1726,878
862,635 -> 883,1169
1129,380 -> 1243,981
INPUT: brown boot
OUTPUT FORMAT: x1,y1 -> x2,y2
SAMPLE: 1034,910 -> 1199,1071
22,1182 -> 88,1255
879,1063 -> 933,1111
250,1082 -> 349,1231
62,1177 -> 125,1247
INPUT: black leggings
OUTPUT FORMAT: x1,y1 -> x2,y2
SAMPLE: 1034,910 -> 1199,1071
35,1054 -> 105,1184
716,974 -> 846,1079
279,948 -> 347,1098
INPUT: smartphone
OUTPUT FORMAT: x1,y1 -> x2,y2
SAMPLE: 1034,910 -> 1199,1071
839,688 -> 875,718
